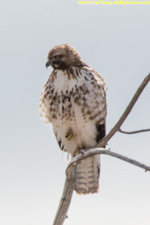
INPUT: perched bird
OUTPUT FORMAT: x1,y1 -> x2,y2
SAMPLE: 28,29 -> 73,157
39,44 -> 107,194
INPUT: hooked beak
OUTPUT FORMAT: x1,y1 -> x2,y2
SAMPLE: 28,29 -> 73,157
45,60 -> 51,68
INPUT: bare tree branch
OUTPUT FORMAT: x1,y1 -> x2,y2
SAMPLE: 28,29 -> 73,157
119,128 -> 150,134
94,73 -> 150,148
52,73 -> 150,225
52,179 -> 75,225
67,148 -> 150,172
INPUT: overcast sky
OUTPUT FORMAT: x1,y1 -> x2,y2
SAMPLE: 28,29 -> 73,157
0,1 -> 150,225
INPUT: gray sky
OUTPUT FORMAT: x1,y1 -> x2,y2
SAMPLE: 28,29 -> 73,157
0,1 -> 150,225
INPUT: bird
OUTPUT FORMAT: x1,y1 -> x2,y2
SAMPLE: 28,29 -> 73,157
39,44 -> 107,194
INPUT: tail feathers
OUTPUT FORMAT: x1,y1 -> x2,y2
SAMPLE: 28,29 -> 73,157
74,155 -> 100,194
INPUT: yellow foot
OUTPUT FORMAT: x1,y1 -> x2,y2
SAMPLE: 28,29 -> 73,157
72,144 -> 84,157
65,128 -> 74,141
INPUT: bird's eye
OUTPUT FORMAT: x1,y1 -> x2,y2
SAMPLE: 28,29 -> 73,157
54,55 -> 60,60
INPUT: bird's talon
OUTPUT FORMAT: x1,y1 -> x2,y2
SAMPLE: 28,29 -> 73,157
80,149 -> 86,155
65,128 -> 74,140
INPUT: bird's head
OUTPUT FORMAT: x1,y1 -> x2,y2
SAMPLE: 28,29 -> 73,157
46,44 -> 87,70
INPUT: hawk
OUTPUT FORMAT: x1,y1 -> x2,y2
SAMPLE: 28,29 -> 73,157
39,44 -> 107,194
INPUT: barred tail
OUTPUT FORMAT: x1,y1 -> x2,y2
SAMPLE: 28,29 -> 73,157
74,155 -> 100,194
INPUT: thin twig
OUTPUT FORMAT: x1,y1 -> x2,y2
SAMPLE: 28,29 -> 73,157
119,128 -> 150,134
67,148 -> 150,172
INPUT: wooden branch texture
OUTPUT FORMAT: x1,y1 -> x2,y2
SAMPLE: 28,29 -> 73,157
52,73 -> 150,225
52,180 -> 74,225
67,148 -> 150,172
